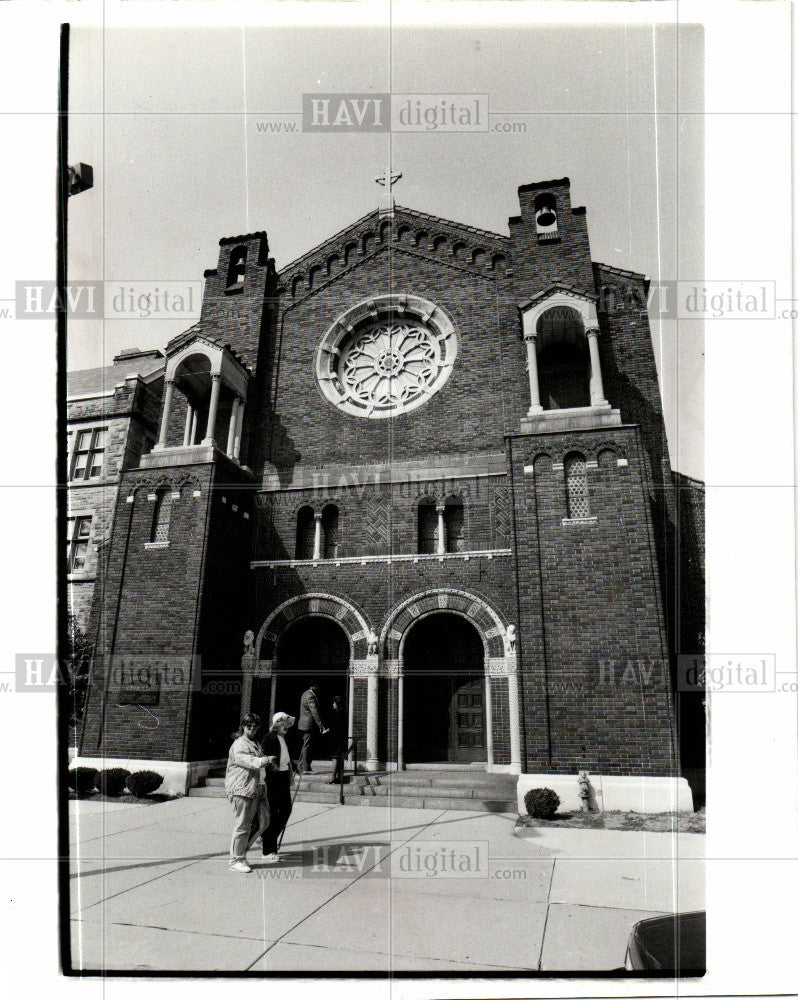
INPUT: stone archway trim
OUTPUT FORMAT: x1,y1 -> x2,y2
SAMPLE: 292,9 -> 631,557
254,592 -> 372,661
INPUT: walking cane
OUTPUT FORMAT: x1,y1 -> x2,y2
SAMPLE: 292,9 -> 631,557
276,762 -> 303,853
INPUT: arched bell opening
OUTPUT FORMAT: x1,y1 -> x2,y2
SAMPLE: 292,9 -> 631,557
536,306 -> 590,410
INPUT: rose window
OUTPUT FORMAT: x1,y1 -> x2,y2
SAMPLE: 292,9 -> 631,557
317,295 -> 458,418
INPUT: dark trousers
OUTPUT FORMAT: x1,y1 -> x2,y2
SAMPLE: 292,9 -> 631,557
259,771 -> 293,855
298,729 -> 316,772
331,740 -> 345,782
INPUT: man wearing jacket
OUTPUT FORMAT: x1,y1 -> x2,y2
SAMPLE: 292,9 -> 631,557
297,680 -> 328,773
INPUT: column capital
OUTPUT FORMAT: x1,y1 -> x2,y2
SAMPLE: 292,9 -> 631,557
522,330 -> 538,341
435,502 -> 446,513
313,510 -> 323,521
586,326 -> 601,339
210,372 -> 222,381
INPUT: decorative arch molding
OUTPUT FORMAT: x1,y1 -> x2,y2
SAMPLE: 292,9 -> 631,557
519,287 -> 599,343
255,593 -> 372,662
130,472 -> 201,495
380,588 -> 509,661
289,496 -> 344,516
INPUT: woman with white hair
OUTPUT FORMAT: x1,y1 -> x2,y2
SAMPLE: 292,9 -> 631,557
254,711 -> 298,863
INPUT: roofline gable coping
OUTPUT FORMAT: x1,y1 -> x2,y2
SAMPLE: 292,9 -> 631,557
275,205 -> 508,283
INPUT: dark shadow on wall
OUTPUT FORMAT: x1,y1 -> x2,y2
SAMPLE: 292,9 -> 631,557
599,325 -> 706,790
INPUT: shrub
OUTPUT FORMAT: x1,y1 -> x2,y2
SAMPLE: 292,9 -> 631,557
97,767 -> 130,797
68,767 -> 98,796
126,770 -> 164,797
524,787 -> 560,819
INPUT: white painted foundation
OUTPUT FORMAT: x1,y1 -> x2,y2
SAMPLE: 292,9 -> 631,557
516,773 -> 695,815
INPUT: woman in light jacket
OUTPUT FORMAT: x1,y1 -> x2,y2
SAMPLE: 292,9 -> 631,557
225,713 -> 274,873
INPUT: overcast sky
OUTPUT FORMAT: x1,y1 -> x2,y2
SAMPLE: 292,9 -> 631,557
67,22 -> 703,476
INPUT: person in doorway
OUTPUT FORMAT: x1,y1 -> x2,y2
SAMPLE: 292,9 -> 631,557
297,680 -> 328,773
255,712 -> 298,863
327,695 -> 347,784
225,714 -> 273,874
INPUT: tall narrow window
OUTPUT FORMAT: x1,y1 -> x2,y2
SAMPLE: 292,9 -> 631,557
226,246 -> 247,291
66,515 -> 92,572
150,488 -> 174,544
564,453 -> 590,518
417,499 -> 437,554
444,497 -> 465,552
70,427 -> 106,480
295,506 -> 315,560
321,504 -> 339,559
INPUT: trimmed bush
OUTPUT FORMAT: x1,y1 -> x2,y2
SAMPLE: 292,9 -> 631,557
524,787 -> 560,819
126,770 -> 164,797
97,767 -> 130,797
68,767 -> 98,796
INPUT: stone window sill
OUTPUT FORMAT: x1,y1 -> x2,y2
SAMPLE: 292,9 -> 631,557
144,541 -> 170,549
561,517 -> 598,526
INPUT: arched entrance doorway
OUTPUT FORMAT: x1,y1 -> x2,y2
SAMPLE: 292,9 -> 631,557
403,612 -> 486,764
274,616 -> 349,756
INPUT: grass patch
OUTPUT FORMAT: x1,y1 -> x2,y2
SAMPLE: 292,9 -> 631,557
516,808 -> 705,834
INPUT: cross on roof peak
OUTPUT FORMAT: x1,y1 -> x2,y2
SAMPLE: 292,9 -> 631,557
375,166 -> 402,190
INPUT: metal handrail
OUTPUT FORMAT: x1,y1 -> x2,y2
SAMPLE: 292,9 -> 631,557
339,734 -> 362,805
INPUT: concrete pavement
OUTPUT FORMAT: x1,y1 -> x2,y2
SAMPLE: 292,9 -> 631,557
69,796 -> 704,973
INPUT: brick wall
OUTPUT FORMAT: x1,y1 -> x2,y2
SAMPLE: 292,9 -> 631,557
507,425 -> 678,775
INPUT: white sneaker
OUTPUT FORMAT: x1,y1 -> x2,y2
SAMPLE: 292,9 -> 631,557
263,853 -> 280,864
229,860 -> 253,873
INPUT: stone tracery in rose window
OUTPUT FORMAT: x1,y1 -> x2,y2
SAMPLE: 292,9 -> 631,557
339,322 -> 442,415
316,295 -> 458,419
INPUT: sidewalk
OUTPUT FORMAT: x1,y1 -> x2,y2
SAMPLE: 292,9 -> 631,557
69,796 -> 704,973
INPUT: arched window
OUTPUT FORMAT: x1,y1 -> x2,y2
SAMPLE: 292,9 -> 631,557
226,246 -> 247,291
444,497 -> 465,552
295,506 -> 315,560
564,453 -> 590,518
321,504 -> 339,559
417,498 -> 437,554
150,488 -> 174,543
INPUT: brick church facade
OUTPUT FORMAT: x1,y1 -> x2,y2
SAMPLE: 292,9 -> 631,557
77,177 -> 703,798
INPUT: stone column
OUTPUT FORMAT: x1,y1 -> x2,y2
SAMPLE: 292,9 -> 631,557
269,675 -> 277,719
202,374 -> 222,445
348,674 -> 355,747
397,671 -> 405,769
226,397 -> 239,455
183,403 -> 195,447
586,328 -> 608,407
240,649 -> 255,717
508,668 -> 522,768
157,379 -> 175,447
313,512 -> 323,561
232,399 -> 244,460
366,672 -> 379,766
524,333 -> 543,415
436,503 -> 446,555
484,673 -> 494,767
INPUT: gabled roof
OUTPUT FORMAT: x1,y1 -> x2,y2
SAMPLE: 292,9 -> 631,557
519,282 -> 598,311
276,204 -> 509,282
67,350 -> 164,398
164,327 -> 251,373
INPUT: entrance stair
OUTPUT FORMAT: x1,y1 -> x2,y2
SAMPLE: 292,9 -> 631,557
191,765 -> 518,813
